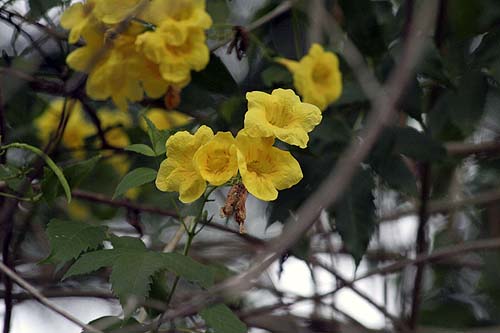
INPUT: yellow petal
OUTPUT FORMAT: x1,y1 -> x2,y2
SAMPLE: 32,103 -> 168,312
194,132 -> 238,186
275,57 -> 300,73
244,89 -> 322,148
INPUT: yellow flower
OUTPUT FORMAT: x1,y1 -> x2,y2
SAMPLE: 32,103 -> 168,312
93,0 -> 143,24
60,0 -> 96,44
235,131 -> 303,201
98,108 -> 132,148
244,89 -> 322,148
66,23 -> 168,111
193,132 -> 238,186
155,125 -> 214,203
135,21 -> 209,86
140,108 -> 192,131
143,0 -> 212,28
276,44 -> 342,111
35,99 -> 94,152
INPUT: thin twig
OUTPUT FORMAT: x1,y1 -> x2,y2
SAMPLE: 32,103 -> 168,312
0,261 -> 104,333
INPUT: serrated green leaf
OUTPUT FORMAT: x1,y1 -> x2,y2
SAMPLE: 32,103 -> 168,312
63,249 -> 119,280
200,304 -> 247,333
113,168 -> 157,199
65,236 -> 214,308
45,219 -> 107,264
109,252 -> 165,306
143,116 -> 170,156
125,144 -> 156,157
160,252 -> 214,288
331,169 -> 375,266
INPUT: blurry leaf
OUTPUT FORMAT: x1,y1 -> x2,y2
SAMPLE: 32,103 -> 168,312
338,0 -> 386,58
219,96 -> 246,125
82,316 -> 141,333
45,219 -> 107,264
261,65 -> 292,87
125,144 -> 156,157
42,156 -> 101,204
372,155 -> 418,196
2,143 -> 71,202
448,0 -> 483,37
192,54 -> 238,95
0,164 -> 21,181
450,70 -> 488,134
331,169 -> 375,266
143,116 -> 170,156
392,127 -> 446,162
113,168 -> 157,199
200,304 -> 247,333
29,0 -> 60,18
206,0 -> 229,24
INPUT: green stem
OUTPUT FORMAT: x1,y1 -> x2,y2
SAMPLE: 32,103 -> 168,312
157,186 -> 218,332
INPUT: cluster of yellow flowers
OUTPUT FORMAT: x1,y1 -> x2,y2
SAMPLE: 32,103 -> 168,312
35,99 -> 191,172
60,0 -> 212,111
155,89 -> 322,202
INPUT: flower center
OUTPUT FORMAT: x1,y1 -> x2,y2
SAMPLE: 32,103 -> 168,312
312,62 -> 330,85
247,153 -> 275,174
207,153 -> 229,174
266,102 -> 290,128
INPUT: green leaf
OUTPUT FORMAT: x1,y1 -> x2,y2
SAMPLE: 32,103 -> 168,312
82,316 -> 141,333
65,236 -> 215,307
45,219 -> 107,264
338,0 -> 386,58
200,304 -> 247,333
143,116 -> 170,156
109,251 -> 165,307
2,142 -> 72,202
392,127 -> 446,162
63,249 -> 119,279
374,156 -> 418,196
29,0 -> 60,18
331,169 -> 376,266
125,144 -> 156,157
261,65 -> 292,87
191,54 -> 238,95
449,70 -> 489,135
0,164 -> 21,181
160,253 -> 214,288
113,168 -> 157,199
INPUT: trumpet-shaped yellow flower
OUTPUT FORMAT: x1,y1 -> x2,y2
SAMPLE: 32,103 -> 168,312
244,89 -> 322,148
67,23 -> 168,111
156,125 -> 213,203
144,0 -> 212,28
194,132 -> 238,186
235,131 -> 303,201
35,99 -> 94,152
135,21 -> 209,86
276,44 -> 342,111
141,108 -> 192,131
98,108 -> 132,148
93,0 -> 143,24
60,0 -> 96,44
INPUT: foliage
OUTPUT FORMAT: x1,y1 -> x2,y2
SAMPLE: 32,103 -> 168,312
1,0 -> 500,332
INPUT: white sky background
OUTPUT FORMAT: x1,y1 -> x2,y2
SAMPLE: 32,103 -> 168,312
0,0 -> 423,332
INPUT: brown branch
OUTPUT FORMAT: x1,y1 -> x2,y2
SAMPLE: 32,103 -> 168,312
0,289 -> 115,300
352,237 -> 500,283
0,261 -> 104,333
379,188 -> 500,222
